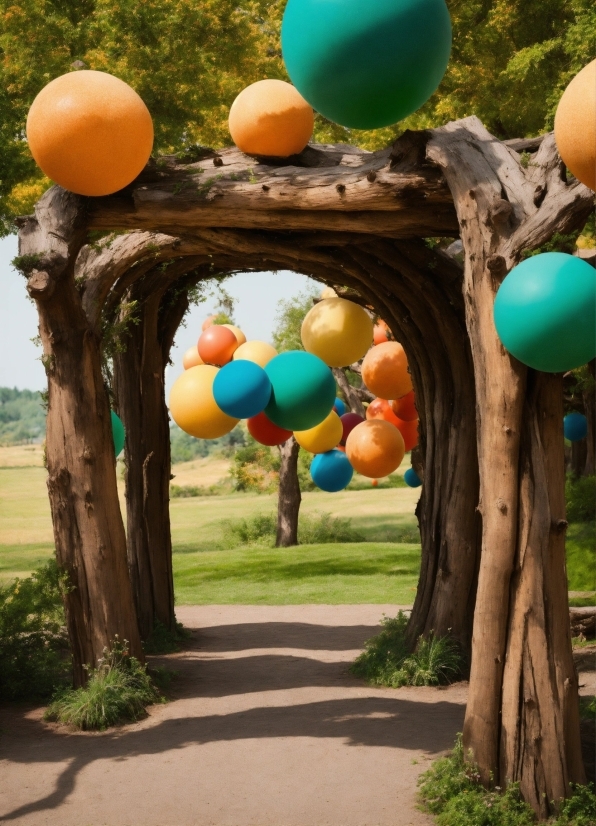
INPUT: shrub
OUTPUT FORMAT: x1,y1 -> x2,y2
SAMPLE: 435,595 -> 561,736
142,617 -> 191,654
418,735 -> 535,826
351,611 -> 462,687
298,511 -> 364,544
45,637 -> 161,730
170,483 -> 224,498
419,735 -> 596,826
221,511 -> 364,548
0,560 -> 70,700
566,475 -> 596,523
230,441 -> 280,492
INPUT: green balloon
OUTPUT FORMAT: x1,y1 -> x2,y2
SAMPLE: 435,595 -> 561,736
111,410 -> 125,457
493,253 -> 596,373
281,0 -> 452,129
264,351 -> 336,431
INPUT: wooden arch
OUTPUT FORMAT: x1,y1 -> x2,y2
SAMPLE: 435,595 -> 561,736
18,116 -> 593,815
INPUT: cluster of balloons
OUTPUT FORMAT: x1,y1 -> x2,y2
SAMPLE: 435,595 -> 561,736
228,0 -> 452,157
169,293 -> 421,493
494,60 -> 596,374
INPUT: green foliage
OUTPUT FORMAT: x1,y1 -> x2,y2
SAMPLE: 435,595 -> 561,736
566,476 -> 596,523
221,510 -> 364,548
0,386 -> 46,445
142,617 -> 190,654
579,696 -> 596,719
419,736 -> 596,826
170,423 -> 246,464
351,612 -> 462,687
566,521 -> 595,591
10,252 -> 43,275
0,559 -> 70,700
418,736 -> 536,826
522,231 -> 583,258
230,439 -> 280,493
45,637 -> 162,730
272,289 -> 319,353
170,483 -> 226,498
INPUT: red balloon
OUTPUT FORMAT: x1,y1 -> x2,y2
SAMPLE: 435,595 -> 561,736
373,321 -> 391,345
394,416 -> 419,451
198,325 -> 238,366
340,412 -> 365,445
366,398 -> 401,427
392,390 -> 418,422
247,411 -> 292,446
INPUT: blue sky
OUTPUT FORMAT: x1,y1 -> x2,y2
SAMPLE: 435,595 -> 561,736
0,234 -> 318,393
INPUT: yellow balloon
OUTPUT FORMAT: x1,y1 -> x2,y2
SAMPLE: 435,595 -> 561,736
233,340 -> 278,368
182,346 -> 204,370
222,324 -> 247,345
295,410 -> 343,454
301,297 -> 373,367
321,286 -> 337,299
169,365 -> 239,439
554,59 -> 596,192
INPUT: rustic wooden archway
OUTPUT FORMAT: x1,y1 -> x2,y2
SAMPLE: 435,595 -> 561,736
18,116 -> 593,815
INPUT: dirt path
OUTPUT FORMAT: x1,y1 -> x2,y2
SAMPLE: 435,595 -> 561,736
0,605 -> 468,826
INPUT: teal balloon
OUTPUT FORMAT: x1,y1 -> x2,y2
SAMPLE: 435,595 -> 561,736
311,449 -> 354,492
213,360 -> 272,419
111,411 -> 125,457
494,253 -> 596,373
264,351 -> 336,431
404,467 -> 421,488
281,0 -> 452,129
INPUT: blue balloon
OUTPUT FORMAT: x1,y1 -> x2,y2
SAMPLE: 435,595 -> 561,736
564,412 -> 588,442
494,253 -> 596,373
333,397 -> 346,417
213,360 -> 272,419
404,467 -> 422,488
311,449 -> 354,492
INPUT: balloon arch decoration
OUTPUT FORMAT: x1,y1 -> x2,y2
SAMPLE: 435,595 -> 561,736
18,118 -> 593,807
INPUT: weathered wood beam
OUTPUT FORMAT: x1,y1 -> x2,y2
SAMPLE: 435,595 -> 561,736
86,142 -> 459,237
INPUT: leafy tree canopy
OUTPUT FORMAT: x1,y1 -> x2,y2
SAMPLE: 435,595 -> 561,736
271,288 -> 318,353
1,0 -> 594,233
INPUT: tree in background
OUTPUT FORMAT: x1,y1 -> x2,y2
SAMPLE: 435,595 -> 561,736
3,0 -> 595,232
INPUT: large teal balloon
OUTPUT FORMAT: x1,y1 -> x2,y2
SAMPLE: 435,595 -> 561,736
494,253 -> 596,373
265,351 -> 336,430
111,410 -> 125,457
281,0 -> 452,129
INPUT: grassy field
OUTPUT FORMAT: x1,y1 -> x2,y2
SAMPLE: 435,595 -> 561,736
0,447 -> 593,604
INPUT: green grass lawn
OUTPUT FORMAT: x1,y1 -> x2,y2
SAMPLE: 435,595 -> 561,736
1,460 -> 593,606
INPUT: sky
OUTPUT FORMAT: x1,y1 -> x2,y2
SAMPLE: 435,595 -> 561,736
0,233 -> 319,393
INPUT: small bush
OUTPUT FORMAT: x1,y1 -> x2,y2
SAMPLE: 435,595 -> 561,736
352,612 -> 462,687
142,617 -> 191,654
230,441 -> 280,492
419,735 -> 596,826
170,483 -> 224,498
221,511 -> 364,548
566,476 -> 596,523
348,473 -> 407,490
0,560 -> 70,700
298,511 -> 364,544
45,637 -> 161,730
418,735 -> 535,825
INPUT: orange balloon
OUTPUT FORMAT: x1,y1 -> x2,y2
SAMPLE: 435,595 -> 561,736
229,79 -> 314,157
182,346 -> 204,370
392,390 -> 418,422
222,324 -> 247,345
373,321 -> 391,345
366,398 -> 401,427
395,417 -> 419,452
554,59 -> 596,191
346,420 -> 405,478
202,315 -> 217,331
169,366 -> 239,439
26,70 -> 153,196
361,341 -> 413,400
371,479 -> 379,487
198,325 -> 239,367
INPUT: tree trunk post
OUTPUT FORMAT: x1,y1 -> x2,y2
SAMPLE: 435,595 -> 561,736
276,437 -> 302,547
19,188 -> 143,685
427,118 -> 591,811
